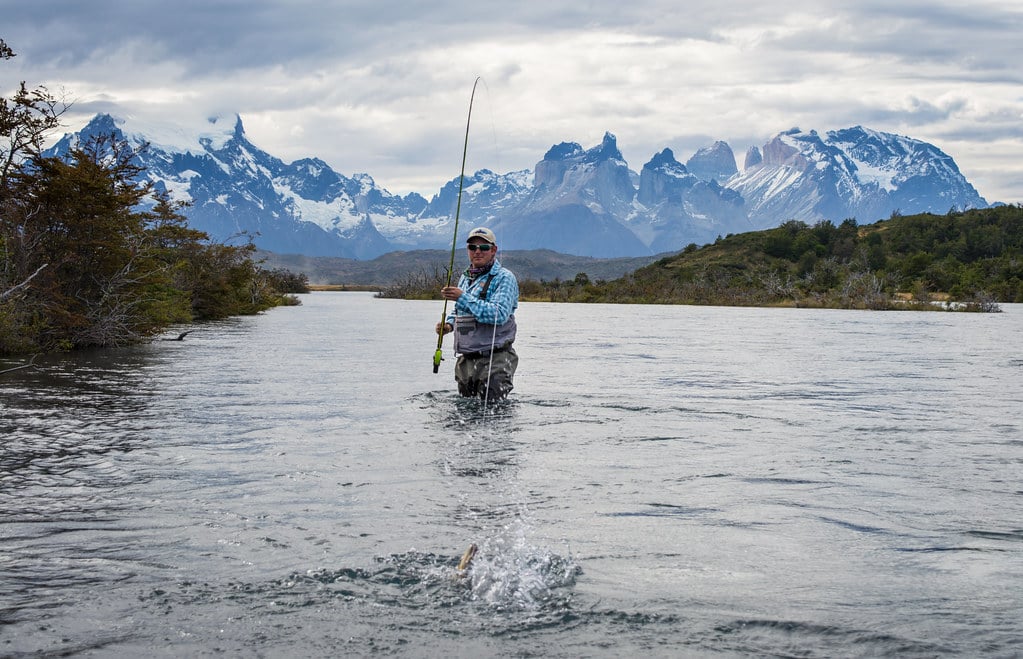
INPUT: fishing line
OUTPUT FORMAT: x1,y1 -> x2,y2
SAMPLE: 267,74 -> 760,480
483,319 -> 499,414
476,80 -> 502,182
434,76 -> 483,374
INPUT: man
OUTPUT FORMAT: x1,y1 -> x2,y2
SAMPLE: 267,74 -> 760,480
436,227 -> 519,400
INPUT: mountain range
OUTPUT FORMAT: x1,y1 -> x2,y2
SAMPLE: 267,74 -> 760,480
46,114 -> 989,260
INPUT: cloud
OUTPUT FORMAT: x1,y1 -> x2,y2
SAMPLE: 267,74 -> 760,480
3,0 -> 1021,202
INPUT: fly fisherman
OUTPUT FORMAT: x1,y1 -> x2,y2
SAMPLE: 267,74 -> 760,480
435,227 -> 519,400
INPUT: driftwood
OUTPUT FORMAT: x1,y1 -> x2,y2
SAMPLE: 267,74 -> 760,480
0,353 -> 39,375
161,330 -> 194,341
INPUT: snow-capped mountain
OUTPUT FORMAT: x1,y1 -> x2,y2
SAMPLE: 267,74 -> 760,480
685,141 -> 739,184
729,127 -> 987,230
46,114 -> 989,259
488,134 -> 649,257
632,146 -> 748,248
45,113 -> 430,259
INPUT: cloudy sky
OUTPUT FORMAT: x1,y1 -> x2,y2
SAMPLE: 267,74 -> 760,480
5,0 -> 1022,203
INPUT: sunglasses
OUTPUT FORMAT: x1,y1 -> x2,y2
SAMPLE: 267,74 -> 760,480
466,244 -> 493,252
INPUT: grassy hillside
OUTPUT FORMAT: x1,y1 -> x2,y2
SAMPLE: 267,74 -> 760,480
557,205 -> 1022,309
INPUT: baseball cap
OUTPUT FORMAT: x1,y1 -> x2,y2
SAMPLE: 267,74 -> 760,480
466,227 -> 497,244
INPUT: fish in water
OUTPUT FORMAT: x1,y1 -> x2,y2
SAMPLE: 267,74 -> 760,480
456,543 -> 478,575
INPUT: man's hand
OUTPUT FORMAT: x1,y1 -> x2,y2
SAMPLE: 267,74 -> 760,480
440,286 -> 463,301
436,322 -> 453,335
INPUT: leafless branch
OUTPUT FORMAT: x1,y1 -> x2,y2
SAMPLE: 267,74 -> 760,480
0,262 -> 47,302
0,353 -> 39,375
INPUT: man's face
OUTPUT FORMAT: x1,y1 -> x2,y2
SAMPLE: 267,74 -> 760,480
467,239 -> 497,267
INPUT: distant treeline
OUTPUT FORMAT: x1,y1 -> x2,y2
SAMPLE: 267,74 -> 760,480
568,206 -> 1020,310
259,248 -> 662,288
379,205 -> 1022,312
1,39 -> 308,355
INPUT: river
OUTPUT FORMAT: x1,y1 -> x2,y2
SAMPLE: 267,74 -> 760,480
1,292 -> 1021,657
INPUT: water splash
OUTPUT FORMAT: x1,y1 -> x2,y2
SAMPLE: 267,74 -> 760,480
466,519 -> 580,611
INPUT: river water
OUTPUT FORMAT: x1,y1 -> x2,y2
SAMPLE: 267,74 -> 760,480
1,292 -> 1021,657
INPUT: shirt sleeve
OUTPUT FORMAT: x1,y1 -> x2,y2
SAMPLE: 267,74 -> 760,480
445,273 -> 470,326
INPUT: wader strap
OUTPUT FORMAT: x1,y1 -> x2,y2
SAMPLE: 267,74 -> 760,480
477,274 -> 495,300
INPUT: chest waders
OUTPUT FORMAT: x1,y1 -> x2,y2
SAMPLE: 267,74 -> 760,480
453,273 -> 517,405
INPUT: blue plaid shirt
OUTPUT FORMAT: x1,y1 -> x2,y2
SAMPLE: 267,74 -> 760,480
446,259 -> 519,326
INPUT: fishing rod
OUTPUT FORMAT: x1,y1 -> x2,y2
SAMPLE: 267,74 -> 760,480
434,76 -> 482,374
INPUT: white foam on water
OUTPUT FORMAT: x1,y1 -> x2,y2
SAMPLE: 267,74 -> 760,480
467,518 -> 579,611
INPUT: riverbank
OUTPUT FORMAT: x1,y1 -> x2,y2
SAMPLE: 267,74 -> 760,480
307,284 -> 380,292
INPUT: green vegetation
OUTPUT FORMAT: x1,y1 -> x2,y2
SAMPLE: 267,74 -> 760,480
539,207 -> 1021,310
381,206 -> 1021,312
1,39 -> 307,355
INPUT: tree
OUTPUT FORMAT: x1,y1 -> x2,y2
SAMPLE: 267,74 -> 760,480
0,39 -> 66,201
1,39 -> 303,354
2,39 -> 67,345
3,134 -> 195,348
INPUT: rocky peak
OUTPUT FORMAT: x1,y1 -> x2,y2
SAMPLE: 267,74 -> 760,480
638,148 -> 692,205
761,134 -> 810,171
744,146 -> 763,170
645,147 -> 687,173
543,141 -> 583,161
685,141 -> 738,183
534,132 -> 626,190
90,113 -> 121,135
585,132 -> 625,163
